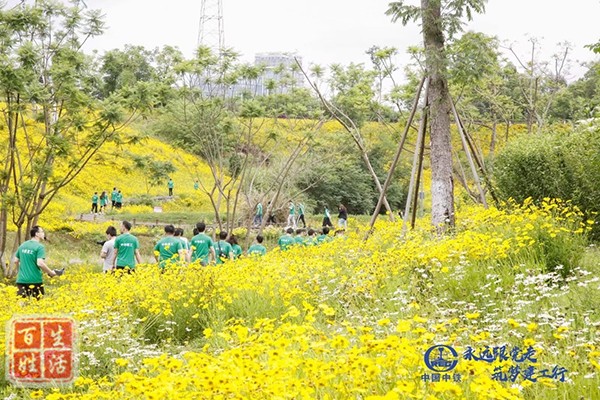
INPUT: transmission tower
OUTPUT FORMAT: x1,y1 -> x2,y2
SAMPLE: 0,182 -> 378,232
198,0 -> 224,52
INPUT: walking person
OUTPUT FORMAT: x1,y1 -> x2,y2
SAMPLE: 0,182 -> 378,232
115,191 -> 123,209
278,227 -> 296,251
154,225 -> 185,270
91,192 -> 99,214
267,201 -> 276,225
227,235 -> 243,259
338,204 -> 348,229
111,187 -> 118,209
99,191 -> 108,213
113,221 -> 142,272
296,202 -> 306,228
168,178 -> 174,197
294,228 -> 307,246
174,228 -> 190,260
189,222 -> 214,266
247,235 -> 267,256
287,201 -> 296,228
214,231 -> 233,264
322,205 -> 333,227
14,226 -> 61,299
253,202 -> 263,227
317,226 -> 332,244
100,226 -> 117,273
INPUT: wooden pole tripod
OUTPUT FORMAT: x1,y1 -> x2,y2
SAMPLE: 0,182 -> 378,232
365,77 -> 494,240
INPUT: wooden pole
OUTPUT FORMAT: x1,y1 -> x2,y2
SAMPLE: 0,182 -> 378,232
450,99 -> 488,208
456,113 -> 501,207
402,94 -> 429,235
365,76 -> 427,239
410,121 -> 427,229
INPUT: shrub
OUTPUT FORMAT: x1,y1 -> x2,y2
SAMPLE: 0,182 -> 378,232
494,125 -> 600,239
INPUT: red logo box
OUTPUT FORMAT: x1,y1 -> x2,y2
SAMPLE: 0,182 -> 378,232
6,316 -> 77,387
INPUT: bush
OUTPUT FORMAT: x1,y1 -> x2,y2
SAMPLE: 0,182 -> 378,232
494,125 -> 600,239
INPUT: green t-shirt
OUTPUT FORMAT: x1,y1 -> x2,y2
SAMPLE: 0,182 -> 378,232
289,203 -> 295,215
232,244 -> 242,259
100,194 -> 108,206
194,181 -> 199,190
294,236 -> 305,246
256,203 -> 263,216
278,235 -> 295,251
15,240 -> 45,284
324,208 -> 330,218
247,244 -> 267,256
154,236 -> 183,268
304,236 -> 317,246
111,190 -> 118,201
298,203 -> 305,215
114,233 -> 139,268
168,180 -> 174,189
92,194 -> 98,204
214,240 -> 233,264
316,234 -> 331,244
190,233 -> 213,264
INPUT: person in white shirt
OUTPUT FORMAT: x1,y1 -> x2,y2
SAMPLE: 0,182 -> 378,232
174,227 -> 190,259
100,226 -> 117,273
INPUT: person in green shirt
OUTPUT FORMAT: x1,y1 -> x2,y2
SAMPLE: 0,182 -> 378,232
214,231 -> 234,264
305,228 -> 317,246
297,202 -> 306,228
168,178 -> 174,196
247,235 -> 267,256
99,191 -> 108,213
91,192 -> 99,213
113,221 -> 142,272
253,202 -> 263,227
287,201 -> 296,228
194,179 -> 199,190
189,222 -> 215,266
227,235 -> 243,259
115,191 -> 123,209
322,206 -> 333,227
14,226 -> 61,298
294,228 -> 306,246
278,227 -> 296,251
316,226 -> 332,245
174,228 -> 189,260
111,187 -> 118,209
154,225 -> 184,270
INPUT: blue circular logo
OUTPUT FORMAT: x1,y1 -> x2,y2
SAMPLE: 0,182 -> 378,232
424,345 -> 459,372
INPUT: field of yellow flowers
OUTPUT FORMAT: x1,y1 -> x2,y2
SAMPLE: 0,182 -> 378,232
0,199 -> 598,399
38,130 -> 217,225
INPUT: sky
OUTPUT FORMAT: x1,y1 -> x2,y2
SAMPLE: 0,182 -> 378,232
70,0 -> 600,80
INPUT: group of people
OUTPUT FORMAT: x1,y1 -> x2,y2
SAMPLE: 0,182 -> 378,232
253,201 -> 349,230
100,221 -> 343,273
12,219 -> 342,299
91,188 -> 124,213
99,221 -> 270,273
277,226 -> 343,251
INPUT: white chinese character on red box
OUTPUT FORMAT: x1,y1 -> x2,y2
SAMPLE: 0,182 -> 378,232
6,316 -> 77,386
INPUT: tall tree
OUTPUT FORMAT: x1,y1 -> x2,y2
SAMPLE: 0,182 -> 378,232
0,0 -> 156,272
386,0 -> 486,230
508,38 -> 571,133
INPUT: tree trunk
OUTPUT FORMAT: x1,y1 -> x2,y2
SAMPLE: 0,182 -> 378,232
422,0 -> 455,229
490,119 -> 497,156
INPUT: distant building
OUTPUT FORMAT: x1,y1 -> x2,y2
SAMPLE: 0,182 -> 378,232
253,52 -> 304,95
199,52 -> 305,98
